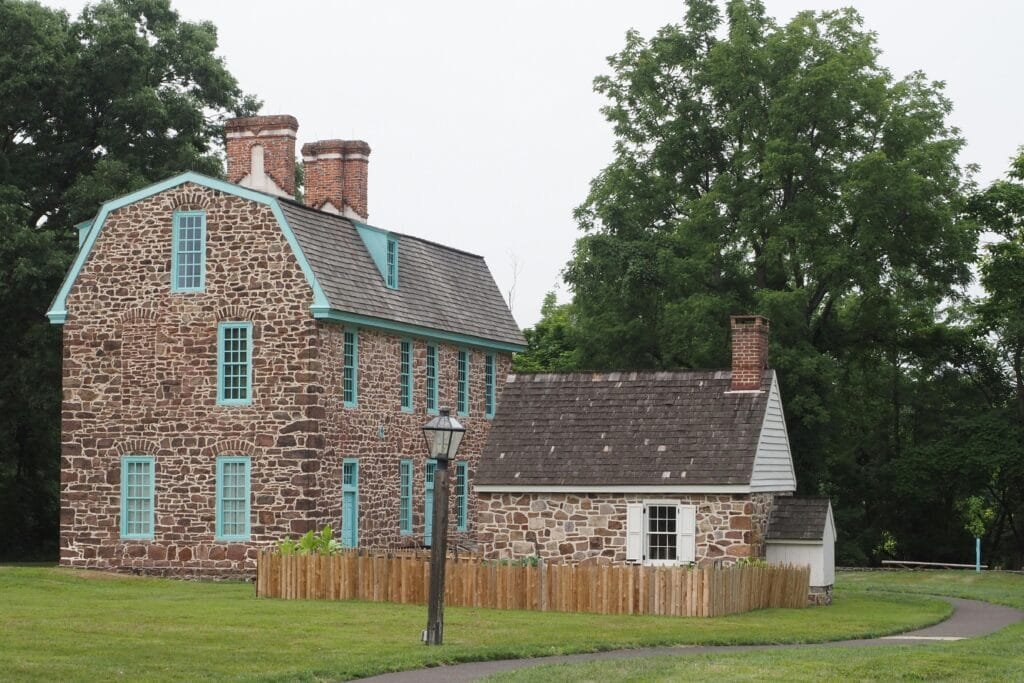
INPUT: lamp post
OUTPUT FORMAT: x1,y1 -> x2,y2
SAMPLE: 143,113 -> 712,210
421,408 -> 465,646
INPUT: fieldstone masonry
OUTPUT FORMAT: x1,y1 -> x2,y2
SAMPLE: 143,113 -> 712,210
59,181 -> 511,576
478,492 -> 776,566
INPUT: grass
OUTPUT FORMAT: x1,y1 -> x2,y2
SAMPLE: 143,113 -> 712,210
485,570 -> 1024,682
0,566 -> 948,682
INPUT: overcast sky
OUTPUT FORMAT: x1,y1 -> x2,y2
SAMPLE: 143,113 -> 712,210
46,1 -> 1024,327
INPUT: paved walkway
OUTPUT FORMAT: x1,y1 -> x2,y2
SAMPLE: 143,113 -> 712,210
358,597 -> 1023,682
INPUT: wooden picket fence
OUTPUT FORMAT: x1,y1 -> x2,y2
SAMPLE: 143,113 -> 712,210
255,550 -> 810,617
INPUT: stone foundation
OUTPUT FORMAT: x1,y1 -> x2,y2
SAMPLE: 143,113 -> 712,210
808,584 -> 834,606
478,492 -> 775,565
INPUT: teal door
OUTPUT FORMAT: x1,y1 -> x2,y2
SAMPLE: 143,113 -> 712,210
341,459 -> 358,547
424,460 -> 435,546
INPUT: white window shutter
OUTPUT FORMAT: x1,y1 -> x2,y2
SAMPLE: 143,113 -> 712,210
678,504 -> 696,563
626,503 -> 644,562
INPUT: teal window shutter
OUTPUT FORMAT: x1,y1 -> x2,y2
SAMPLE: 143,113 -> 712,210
120,456 -> 155,539
217,322 -> 253,406
485,354 -> 496,419
385,238 -> 398,289
457,349 -> 469,416
455,461 -> 469,532
342,459 -> 359,547
399,340 -> 413,412
343,328 -> 358,408
399,459 -> 413,535
215,456 -> 250,541
424,459 -> 436,546
171,210 -> 206,292
425,344 -> 438,415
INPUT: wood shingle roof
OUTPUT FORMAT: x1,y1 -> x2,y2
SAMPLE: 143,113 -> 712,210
477,369 -> 776,487
766,497 -> 832,541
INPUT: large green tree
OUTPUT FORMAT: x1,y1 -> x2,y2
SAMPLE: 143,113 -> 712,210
561,0 -> 979,564
0,0 -> 256,559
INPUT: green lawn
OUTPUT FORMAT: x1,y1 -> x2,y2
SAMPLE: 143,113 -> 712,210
0,566 -> 948,682
486,570 -> 1024,683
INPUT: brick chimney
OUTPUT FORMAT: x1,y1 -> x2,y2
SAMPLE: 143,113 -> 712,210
225,115 -> 298,198
301,139 -> 371,220
730,315 -> 770,391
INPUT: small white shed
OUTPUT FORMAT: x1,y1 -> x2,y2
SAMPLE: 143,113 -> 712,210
765,497 -> 836,605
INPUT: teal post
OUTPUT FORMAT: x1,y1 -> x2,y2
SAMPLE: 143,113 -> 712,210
976,537 -> 981,573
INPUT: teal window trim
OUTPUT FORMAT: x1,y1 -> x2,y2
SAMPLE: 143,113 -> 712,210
215,456 -> 251,541
485,354 -> 496,419
455,461 -> 469,532
399,459 -> 413,535
120,456 -> 155,540
171,210 -> 206,293
399,339 -> 413,413
386,237 -> 398,289
342,459 -> 359,548
457,348 -> 470,417
424,459 -> 436,546
217,322 -> 253,406
343,328 -> 359,408
425,343 -> 438,415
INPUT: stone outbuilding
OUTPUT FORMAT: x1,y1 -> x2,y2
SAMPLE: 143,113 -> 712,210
476,316 -> 807,567
766,496 -> 836,604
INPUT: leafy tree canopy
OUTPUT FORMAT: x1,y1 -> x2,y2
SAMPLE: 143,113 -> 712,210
0,0 -> 256,560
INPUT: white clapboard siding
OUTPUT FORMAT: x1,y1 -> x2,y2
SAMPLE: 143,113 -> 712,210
750,373 -> 797,492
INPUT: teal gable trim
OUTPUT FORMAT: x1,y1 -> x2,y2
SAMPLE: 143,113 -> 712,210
313,309 -> 526,354
46,171 -> 329,324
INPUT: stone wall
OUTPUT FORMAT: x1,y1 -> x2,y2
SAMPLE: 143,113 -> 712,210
319,325 -> 510,549
59,181 -> 512,576
478,492 -> 769,566
60,183 -> 325,576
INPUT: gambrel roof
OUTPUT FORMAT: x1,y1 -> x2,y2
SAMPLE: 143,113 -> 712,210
476,369 -> 796,493
47,172 -> 524,351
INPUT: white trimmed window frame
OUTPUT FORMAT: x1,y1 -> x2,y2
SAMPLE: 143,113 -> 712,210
626,500 -> 696,566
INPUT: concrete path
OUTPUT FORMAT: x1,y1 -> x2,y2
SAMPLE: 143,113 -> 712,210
358,597 -> 1023,682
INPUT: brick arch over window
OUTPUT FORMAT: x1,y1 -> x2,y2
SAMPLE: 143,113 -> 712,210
114,439 -> 163,457
119,307 -> 159,324
201,439 -> 258,459
215,305 -> 255,322
162,186 -> 215,211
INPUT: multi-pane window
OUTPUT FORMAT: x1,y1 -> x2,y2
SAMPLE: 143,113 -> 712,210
343,328 -> 358,407
399,340 -> 413,412
216,457 -> 250,541
218,322 -> 252,406
626,502 -> 696,565
425,343 -> 438,414
342,459 -> 359,547
455,461 -> 469,532
646,505 -> 678,561
484,354 -> 496,419
399,460 -> 413,535
457,349 -> 469,416
120,456 -> 154,539
171,211 -> 205,292
424,459 -> 436,546
386,238 -> 398,288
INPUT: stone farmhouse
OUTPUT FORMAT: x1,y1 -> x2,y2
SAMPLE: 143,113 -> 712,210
48,114 -> 525,575
477,315 -> 813,567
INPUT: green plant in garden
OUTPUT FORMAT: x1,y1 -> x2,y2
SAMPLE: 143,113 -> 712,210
276,525 -> 341,556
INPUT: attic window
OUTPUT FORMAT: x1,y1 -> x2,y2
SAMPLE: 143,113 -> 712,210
386,237 -> 398,289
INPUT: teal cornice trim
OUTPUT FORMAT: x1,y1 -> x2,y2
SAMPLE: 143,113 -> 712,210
75,218 -> 95,248
46,171 -> 329,324
312,308 -> 526,353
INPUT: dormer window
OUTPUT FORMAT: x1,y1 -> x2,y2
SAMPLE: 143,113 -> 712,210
386,237 -> 398,289
171,211 -> 206,292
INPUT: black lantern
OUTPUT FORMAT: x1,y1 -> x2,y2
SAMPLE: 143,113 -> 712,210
421,408 -> 465,462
